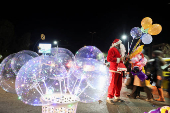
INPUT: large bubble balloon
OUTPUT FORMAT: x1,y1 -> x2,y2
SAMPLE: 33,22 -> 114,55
142,34 -> 153,44
0,54 -> 16,93
130,27 -> 142,39
11,51 -> 39,75
67,58 -> 110,103
75,46 -> 105,63
50,47 -> 75,76
15,55 -> 68,106
18,50 -> 39,57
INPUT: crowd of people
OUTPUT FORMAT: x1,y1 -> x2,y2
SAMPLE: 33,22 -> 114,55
106,39 -> 170,105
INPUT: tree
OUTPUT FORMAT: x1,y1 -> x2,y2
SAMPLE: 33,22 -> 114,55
0,20 -> 31,62
0,20 -> 15,60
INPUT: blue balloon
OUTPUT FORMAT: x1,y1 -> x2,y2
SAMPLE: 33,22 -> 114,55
130,27 -> 142,39
142,34 -> 153,44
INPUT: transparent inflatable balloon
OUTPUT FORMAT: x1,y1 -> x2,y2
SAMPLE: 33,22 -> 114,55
130,27 -> 142,39
50,47 -> 75,76
18,50 -> 39,58
67,58 -> 110,103
0,54 -> 16,93
75,46 -> 105,63
15,55 -> 68,106
11,51 -> 39,75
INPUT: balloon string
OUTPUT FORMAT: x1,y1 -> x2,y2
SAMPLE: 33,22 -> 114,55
128,39 -> 134,54
59,80 -> 62,96
72,79 -> 78,93
131,39 -> 141,54
64,79 -> 66,94
77,85 -> 89,97
75,76 -> 84,95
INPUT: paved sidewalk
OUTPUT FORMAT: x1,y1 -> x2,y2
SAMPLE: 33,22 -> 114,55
0,83 -> 169,113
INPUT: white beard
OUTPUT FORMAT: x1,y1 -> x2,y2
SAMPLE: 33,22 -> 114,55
120,44 -> 126,57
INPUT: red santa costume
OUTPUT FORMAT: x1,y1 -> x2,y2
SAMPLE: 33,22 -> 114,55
107,39 -> 126,102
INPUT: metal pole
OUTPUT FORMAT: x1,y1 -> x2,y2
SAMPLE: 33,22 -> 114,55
128,41 -> 129,54
91,33 -> 93,45
128,36 -> 130,55
57,45 -> 58,58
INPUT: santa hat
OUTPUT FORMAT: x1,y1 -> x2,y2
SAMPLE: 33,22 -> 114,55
110,39 -> 122,48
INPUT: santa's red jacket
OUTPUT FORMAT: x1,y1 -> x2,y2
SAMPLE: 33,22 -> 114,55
107,47 -> 122,71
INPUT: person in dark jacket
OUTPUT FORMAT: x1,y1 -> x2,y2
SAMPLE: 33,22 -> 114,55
150,50 -> 165,102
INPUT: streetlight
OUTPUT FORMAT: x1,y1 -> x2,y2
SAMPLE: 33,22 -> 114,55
121,35 -> 129,54
53,41 -> 58,57
54,41 -> 57,45
122,35 -> 127,40
89,32 -> 96,45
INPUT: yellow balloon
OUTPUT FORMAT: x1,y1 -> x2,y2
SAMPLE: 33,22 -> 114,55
148,24 -> 162,35
41,34 -> 45,40
141,17 -> 152,29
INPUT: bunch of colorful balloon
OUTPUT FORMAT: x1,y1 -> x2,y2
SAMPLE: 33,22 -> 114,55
129,17 -> 162,54
128,17 -> 162,82
144,106 -> 170,113
130,45 -> 148,81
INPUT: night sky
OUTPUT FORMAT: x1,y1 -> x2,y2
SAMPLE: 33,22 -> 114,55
1,3 -> 170,54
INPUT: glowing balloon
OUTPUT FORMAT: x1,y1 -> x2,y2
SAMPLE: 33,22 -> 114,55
142,34 -> 153,44
141,17 -> 152,29
148,24 -> 162,35
11,51 -> 39,75
75,46 -> 105,63
50,47 -> 75,76
67,62 -> 110,103
0,54 -> 16,93
73,58 -> 106,79
130,27 -> 143,39
15,55 -> 68,106
18,50 -> 39,58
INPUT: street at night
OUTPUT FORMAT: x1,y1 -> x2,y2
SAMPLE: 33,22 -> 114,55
1,2 -> 170,113
0,82 -> 169,113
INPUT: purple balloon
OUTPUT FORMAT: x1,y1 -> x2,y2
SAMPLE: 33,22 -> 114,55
130,27 -> 142,39
142,34 -> 153,44
131,71 -> 148,82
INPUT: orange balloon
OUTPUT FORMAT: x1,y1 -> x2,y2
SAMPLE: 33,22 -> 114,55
148,24 -> 162,35
141,17 -> 152,29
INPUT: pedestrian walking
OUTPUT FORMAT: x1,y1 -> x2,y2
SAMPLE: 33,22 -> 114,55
150,50 -> 166,102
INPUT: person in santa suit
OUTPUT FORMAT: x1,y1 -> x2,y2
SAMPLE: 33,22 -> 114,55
106,39 -> 126,104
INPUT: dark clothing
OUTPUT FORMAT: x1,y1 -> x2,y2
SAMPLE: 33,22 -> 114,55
150,57 -> 163,88
130,86 -> 153,99
125,59 -> 134,90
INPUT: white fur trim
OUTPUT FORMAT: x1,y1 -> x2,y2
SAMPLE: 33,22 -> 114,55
107,97 -> 114,100
115,40 -> 122,45
116,58 -> 120,63
110,40 -> 122,49
115,97 -> 120,99
117,68 -> 127,72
